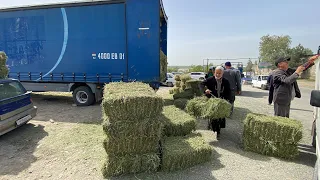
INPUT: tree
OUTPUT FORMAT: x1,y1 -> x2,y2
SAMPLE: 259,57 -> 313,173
259,35 -> 292,66
289,44 -> 313,68
189,65 -> 204,72
167,67 -> 179,73
245,59 -> 253,72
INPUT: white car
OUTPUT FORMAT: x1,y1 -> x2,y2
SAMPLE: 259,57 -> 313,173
189,72 -> 206,80
165,73 -> 176,87
251,75 -> 269,90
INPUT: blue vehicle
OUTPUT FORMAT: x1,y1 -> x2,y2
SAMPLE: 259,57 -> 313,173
0,0 -> 168,106
0,79 -> 37,136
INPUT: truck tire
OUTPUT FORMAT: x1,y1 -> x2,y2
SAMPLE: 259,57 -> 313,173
73,86 -> 95,106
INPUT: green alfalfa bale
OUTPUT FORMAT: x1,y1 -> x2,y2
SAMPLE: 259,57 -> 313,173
243,113 -> 303,159
181,84 -> 187,90
175,81 -> 181,88
161,133 -> 213,172
174,75 -> 181,81
185,96 -> 208,117
173,88 -> 194,100
160,50 -> 168,82
0,52 -> 8,79
102,117 -> 163,156
173,98 -> 189,110
102,153 -> 160,177
201,98 -> 232,119
162,105 -> 196,136
185,79 -> 202,96
102,82 -> 164,122
180,74 -> 192,84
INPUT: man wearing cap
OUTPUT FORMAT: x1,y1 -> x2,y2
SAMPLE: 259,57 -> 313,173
223,62 -> 241,114
272,57 -> 304,118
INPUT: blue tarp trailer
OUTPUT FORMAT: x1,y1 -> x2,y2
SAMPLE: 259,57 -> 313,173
0,0 -> 168,105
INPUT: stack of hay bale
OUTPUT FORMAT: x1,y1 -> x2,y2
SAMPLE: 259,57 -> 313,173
160,105 -> 212,171
186,96 -> 232,119
243,113 -> 303,159
169,74 -> 202,109
0,51 -> 9,79
101,82 -> 164,177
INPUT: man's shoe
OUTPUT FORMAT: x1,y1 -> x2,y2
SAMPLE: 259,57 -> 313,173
217,133 -> 221,140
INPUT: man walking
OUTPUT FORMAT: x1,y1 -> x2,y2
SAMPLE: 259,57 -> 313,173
272,57 -> 306,118
223,62 -> 241,114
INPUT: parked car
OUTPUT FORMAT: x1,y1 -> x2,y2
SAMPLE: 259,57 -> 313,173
165,73 -> 176,87
190,72 -> 206,80
251,75 -> 269,90
242,75 -> 253,85
0,79 -> 37,136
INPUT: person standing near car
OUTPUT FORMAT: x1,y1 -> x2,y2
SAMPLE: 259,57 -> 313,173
223,62 -> 241,114
272,56 -> 318,118
200,66 -> 232,140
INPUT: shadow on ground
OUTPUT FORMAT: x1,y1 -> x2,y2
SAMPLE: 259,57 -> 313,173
240,90 -> 269,98
0,123 -> 48,175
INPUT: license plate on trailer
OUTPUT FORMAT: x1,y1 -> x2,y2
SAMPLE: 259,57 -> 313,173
16,115 -> 32,126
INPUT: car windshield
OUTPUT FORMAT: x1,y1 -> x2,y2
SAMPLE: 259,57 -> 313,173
0,81 -> 26,100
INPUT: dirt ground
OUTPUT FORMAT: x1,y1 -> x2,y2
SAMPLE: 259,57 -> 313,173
0,85 -> 317,180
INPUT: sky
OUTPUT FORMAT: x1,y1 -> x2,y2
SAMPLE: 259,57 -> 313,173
1,0 -> 320,66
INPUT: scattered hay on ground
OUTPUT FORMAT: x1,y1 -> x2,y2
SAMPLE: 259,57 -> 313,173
243,113 -> 303,159
162,106 -> 196,137
161,133 -> 213,171
102,153 -> 160,177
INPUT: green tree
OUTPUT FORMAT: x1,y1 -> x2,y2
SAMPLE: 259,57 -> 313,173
245,59 -> 253,72
259,35 -> 292,66
289,44 -> 313,68
189,65 -> 204,72
167,67 -> 179,73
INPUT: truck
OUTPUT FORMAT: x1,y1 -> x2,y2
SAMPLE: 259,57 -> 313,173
0,0 -> 168,106
312,55 -> 320,179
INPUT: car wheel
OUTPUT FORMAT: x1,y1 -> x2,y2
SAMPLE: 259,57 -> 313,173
261,85 -> 267,90
73,86 -> 95,106
199,77 -> 205,80
167,82 -> 174,87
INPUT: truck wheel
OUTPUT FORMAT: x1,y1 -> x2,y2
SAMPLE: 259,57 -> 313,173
73,86 -> 95,106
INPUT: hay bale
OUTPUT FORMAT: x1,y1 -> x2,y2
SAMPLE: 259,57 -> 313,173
185,96 -> 208,117
102,153 -> 160,177
201,98 -> 232,119
185,79 -> 202,96
186,96 -> 232,119
173,89 -> 194,100
243,113 -> 303,159
181,84 -> 187,90
173,98 -> 189,110
102,82 -> 164,122
174,75 -> 181,81
162,106 -> 196,136
160,50 -> 168,82
180,74 -> 192,84
102,117 -> 163,156
175,81 -> 181,88
0,52 -> 8,79
161,133 -> 213,171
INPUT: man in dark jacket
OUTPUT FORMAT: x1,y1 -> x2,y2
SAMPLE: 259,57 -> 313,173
222,62 -> 241,114
272,57 -> 304,118
200,66 -> 231,140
